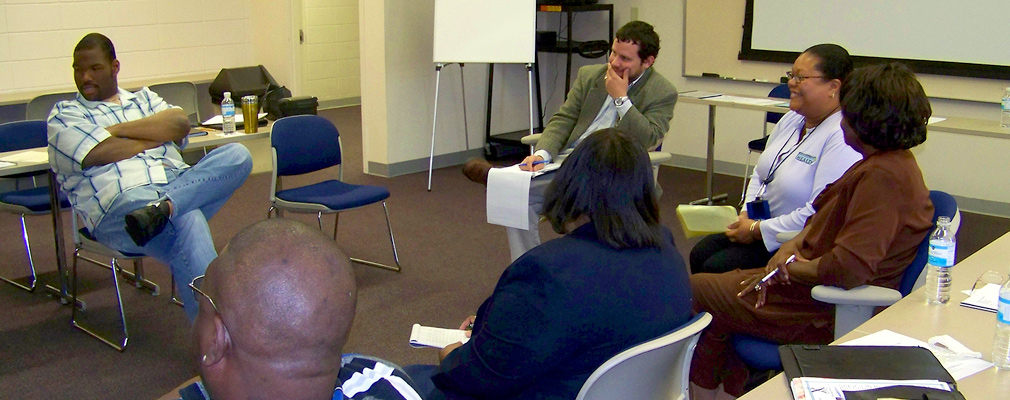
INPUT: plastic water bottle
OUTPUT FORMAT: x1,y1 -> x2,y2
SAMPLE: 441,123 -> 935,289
221,91 -> 236,134
994,275 -> 1010,369
924,216 -> 955,304
1002,87 -> 1010,129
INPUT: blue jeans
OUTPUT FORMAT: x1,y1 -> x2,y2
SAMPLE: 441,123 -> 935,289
93,143 -> 252,320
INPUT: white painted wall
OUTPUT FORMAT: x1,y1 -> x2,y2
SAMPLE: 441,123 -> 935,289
359,0 -> 1010,214
0,0 -> 255,103
359,0 -> 595,170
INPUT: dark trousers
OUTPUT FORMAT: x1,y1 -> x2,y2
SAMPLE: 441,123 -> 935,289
689,233 -> 773,274
404,364 -> 441,400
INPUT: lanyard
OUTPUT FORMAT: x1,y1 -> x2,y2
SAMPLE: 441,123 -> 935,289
759,115 -> 829,191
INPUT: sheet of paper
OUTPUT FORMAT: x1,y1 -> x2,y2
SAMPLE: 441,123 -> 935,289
789,377 -> 952,400
928,116 -> 947,125
486,166 -> 533,230
679,90 -> 723,99
0,160 -> 15,169
0,149 -> 49,163
706,95 -> 785,106
201,112 -> 267,126
408,324 -> 470,349
959,282 -> 1000,313
840,330 -> 993,380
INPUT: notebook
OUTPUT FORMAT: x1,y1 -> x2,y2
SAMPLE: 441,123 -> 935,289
780,345 -> 962,400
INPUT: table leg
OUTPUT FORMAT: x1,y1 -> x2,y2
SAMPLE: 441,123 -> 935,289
43,170 -> 84,310
691,105 -> 729,205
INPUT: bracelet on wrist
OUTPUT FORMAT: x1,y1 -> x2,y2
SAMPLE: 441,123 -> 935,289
749,221 -> 761,239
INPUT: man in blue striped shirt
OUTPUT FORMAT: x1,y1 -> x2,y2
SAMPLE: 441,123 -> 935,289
47,33 -> 252,320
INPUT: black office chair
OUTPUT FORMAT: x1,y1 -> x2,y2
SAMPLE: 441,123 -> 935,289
740,84 -> 790,199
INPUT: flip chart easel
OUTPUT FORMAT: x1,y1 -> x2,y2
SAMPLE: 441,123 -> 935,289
428,0 -> 536,191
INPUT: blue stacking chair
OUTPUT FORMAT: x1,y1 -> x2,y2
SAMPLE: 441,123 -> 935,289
740,84 -> 791,200
0,120 -> 71,292
268,115 -> 401,272
732,190 -> 959,372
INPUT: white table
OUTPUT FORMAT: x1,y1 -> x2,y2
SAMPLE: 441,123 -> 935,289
740,231 -> 1010,399
678,94 -> 789,205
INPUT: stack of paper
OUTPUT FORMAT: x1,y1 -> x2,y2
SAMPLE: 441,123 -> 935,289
840,329 -> 992,380
789,377 -> 952,400
201,113 -> 267,126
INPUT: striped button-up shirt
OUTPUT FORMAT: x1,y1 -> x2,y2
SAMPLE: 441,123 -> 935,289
47,87 -> 189,230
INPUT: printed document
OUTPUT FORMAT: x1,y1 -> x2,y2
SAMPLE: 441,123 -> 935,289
841,329 -> 992,380
486,163 -> 560,230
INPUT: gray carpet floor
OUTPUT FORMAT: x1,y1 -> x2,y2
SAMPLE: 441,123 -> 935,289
0,106 -> 1006,399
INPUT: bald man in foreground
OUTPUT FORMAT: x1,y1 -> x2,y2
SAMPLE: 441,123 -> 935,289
177,219 -> 422,400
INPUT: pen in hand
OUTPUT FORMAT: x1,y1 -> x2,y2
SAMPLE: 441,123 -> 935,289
518,160 -> 548,167
756,254 -> 795,290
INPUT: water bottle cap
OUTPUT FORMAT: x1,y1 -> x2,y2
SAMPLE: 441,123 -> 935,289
224,91 -> 231,98
936,216 -> 951,224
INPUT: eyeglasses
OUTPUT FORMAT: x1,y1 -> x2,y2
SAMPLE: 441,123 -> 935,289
969,270 -> 1004,296
786,71 -> 824,83
189,275 -> 220,315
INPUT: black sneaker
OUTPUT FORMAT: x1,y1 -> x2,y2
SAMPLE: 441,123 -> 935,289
124,201 -> 171,247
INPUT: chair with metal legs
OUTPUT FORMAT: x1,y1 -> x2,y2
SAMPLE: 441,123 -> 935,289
0,120 -> 71,292
267,115 -> 402,272
69,210 -> 182,351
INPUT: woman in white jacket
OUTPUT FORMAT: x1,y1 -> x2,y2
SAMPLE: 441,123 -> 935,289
690,43 -> 862,274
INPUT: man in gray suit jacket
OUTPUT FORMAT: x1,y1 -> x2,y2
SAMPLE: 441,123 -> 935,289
465,21 -> 678,261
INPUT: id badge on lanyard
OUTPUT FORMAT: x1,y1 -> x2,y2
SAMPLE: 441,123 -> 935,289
747,183 -> 771,220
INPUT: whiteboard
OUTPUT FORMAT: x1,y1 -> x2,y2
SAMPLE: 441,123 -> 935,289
750,0 -> 1010,67
682,0 -> 1010,102
433,0 -> 536,64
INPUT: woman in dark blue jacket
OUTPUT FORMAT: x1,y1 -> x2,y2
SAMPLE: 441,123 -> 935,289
414,128 -> 693,400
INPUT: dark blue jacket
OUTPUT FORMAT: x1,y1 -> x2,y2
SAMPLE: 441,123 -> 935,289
432,224 -> 693,399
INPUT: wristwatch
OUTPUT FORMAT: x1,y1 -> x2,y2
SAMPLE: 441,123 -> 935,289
614,96 -> 629,107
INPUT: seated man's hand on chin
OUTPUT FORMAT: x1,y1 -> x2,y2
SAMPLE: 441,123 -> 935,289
519,155 -> 545,172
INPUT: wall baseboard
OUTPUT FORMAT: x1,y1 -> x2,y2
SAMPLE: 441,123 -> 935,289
366,148 -> 485,178
319,97 -> 361,110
